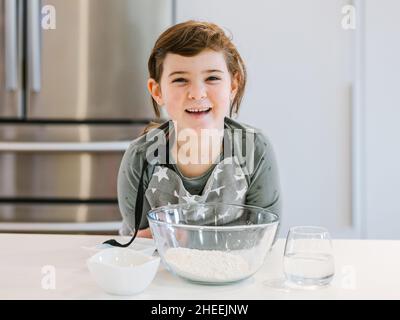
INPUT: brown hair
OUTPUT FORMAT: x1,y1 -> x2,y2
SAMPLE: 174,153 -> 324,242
143,20 -> 247,134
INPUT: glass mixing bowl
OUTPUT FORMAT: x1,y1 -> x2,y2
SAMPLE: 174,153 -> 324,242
147,203 -> 279,284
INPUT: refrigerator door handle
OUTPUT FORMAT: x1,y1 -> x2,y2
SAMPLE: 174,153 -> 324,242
0,141 -> 131,152
4,0 -> 18,91
0,221 -> 122,232
28,0 -> 42,93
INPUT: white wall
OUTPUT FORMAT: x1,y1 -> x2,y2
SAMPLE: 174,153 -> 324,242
176,0 -> 357,238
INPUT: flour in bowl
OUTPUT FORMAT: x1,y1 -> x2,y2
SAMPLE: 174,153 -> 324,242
164,247 -> 251,282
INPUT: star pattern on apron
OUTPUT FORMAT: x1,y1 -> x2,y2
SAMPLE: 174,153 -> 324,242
145,155 -> 249,223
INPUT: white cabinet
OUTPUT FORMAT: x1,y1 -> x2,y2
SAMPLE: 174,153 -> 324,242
176,0 -> 400,239
364,0 -> 400,239
176,0 -> 358,238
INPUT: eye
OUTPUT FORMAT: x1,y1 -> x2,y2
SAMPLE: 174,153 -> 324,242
207,76 -> 221,81
172,78 -> 187,83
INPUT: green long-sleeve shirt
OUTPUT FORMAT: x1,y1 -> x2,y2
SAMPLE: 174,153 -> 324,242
117,117 -> 282,235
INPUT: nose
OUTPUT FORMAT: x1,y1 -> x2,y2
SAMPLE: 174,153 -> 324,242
188,81 -> 207,100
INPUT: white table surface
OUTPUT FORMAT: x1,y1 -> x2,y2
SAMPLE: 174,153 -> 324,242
0,233 -> 399,300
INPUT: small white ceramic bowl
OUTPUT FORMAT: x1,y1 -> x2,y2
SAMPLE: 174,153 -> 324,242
87,247 -> 160,296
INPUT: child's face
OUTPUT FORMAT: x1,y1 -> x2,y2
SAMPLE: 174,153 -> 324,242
148,49 -> 238,133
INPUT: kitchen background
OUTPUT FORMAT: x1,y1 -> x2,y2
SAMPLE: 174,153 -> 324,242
0,0 -> 399,239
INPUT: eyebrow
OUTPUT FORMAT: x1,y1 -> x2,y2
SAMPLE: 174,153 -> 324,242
168,69 -> 224,77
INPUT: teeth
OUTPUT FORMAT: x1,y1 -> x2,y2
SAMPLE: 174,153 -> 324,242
186,107 -> 211,113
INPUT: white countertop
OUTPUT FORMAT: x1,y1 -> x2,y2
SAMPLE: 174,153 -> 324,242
1,233 -> 399,300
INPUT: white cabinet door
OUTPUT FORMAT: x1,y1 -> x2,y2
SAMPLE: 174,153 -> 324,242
365,0 -> 400,239
176,0 -> 359,238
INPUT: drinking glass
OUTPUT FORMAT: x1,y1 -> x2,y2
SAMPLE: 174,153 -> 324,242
283,226 -> 334,287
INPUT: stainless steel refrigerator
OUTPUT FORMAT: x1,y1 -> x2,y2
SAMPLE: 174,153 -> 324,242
0,0 -> 173,233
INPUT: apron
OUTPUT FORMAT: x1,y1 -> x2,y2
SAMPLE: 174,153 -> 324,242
122,121 -> 249,245
145,119 -> 249,225
105,120 -> 250,247
143,123 -> 252,254
145,155 -> 249,224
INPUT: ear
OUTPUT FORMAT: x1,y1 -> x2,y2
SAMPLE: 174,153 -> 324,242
230,72 -> 240,100
147,78 -> 164,106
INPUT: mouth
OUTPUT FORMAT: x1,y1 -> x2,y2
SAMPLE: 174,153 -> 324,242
185,106 -> 212,115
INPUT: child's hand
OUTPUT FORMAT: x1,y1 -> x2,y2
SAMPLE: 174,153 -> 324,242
137,228 -> 153,239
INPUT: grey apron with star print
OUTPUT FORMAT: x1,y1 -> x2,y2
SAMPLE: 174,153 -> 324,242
118,117 -> 282,243
145,155 -> 248,213
144,155 -> 257,250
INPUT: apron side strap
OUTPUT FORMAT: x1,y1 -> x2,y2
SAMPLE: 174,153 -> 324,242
133,159 -> 150,235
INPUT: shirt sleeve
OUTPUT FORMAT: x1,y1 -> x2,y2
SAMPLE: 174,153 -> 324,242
117,143 -> 150,235
245,132 -> 282,219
